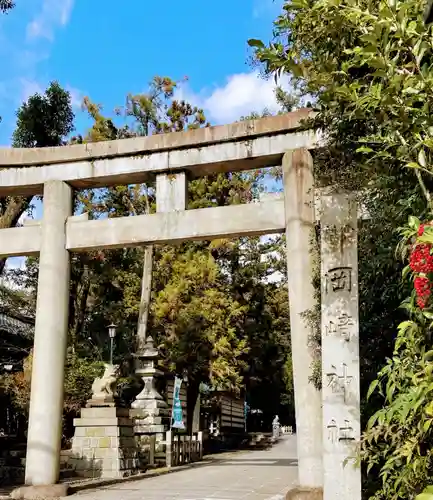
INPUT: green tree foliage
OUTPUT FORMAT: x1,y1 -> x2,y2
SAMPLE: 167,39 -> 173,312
358,218 -> 433,499
13,81 -> 74,148
249,0 -> 433,497
152,248 -> 248,391
226,236 -> 293,423
0,1 -> 14,14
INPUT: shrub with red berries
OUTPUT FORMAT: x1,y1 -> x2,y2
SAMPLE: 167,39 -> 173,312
409,223 -> 433,309
409,243 -> 433,274
414,276 -> 431,309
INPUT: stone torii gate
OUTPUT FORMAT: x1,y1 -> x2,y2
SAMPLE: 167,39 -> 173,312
0,109 -> 360,499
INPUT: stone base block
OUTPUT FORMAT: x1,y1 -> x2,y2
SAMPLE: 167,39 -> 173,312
86,395 -> 120,408
71,444 -> 137,459
72,434 -> 135,447
11,484 -> 69,499
73,417 -> 133,427
80,407 -> 130,418
71,406 -> 139,480
73,407 -> 134,431
73,426 -> 134,439
286,488 -> 323,500
73,457 -> 137,471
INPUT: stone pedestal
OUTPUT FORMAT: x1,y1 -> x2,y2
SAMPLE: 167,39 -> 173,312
71,407 -> 139,479
131,405 -> 170,465
286,488 -> 323,500
131,337 -> 169,465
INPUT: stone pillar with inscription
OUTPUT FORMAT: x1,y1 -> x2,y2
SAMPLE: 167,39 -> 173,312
320,193 -> 361,500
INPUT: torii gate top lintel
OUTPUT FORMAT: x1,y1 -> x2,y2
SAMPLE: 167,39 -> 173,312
0,109 -> 318,197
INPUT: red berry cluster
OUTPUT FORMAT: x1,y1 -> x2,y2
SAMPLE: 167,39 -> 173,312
409,243 -> 433,274
414,276 -> 431,309
417,222 -> 433,236
409,223 -> 433,309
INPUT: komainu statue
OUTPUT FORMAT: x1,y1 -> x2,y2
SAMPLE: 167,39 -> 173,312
87,363 -> 120,407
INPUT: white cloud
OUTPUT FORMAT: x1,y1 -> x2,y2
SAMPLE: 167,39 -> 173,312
20,78 -> 44,102
204,73 -> 283,122
66,85 -> 83,109
175,71 -> 291,124
27,0 -> 74,41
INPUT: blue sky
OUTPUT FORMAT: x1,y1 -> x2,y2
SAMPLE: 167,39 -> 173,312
0,0 -> 285,145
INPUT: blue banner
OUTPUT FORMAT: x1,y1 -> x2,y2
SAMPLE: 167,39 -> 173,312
171,376 -> 185,430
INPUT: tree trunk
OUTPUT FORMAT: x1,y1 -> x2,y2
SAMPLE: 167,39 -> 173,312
186,381 -> 200,434
70,262 -> 91,356
136,245 -> 154,351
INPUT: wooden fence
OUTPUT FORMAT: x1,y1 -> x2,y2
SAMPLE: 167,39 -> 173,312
165,430 -> 203,468
281,426 -> 293,435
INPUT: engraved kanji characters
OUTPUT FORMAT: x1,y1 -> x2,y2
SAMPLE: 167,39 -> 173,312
325,313 -> 355,341
337,313 -> 354,340
325,266 -> 352,294
339,419 -> 355,441
326,419 -> 355,444
326,363 -> 353,402
327,419 -> 338,443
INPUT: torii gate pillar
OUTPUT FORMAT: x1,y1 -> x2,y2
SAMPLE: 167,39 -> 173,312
283,149 -> 323,489
25,181 -> 72,485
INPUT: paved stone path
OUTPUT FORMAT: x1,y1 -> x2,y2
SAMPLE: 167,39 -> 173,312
69,435 -> 298,500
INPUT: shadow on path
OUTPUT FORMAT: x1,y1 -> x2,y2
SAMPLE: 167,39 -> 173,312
205,457 -> 298,467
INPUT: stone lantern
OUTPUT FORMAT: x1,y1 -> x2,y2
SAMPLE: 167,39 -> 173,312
130,337 -> 169,464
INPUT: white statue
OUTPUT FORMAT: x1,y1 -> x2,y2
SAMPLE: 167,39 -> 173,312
90,363 -> 120,402
272,415 -> 281,440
